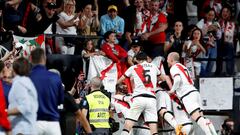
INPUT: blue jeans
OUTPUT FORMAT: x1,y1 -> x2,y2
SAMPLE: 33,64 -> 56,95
201,42 -> 218,76
206,44 -> 217,74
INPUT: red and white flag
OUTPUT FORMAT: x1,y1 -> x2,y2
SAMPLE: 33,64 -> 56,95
87,55 -> 120,93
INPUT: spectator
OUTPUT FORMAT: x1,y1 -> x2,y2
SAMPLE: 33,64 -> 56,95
101,31 -> 128,63
141,0 -> 168,58
69,71 -> 88,101
25,0 -> 79,36
196,7 -> 220,76
164,21 -> 185,75
56,0 -> 79,55
100,5 -> 125,36
80,77 -> 111,134
0,60 -> 11,135
182,27 -> 206,80
30,48 -> 64,135
142,0 -> 151,22
164,21 -> 185,58
127,38 -> 145,66
101,30 -> 128,80
216,5 -> 237,76
8,57 -> 38,135
123,0 -> 148,46
75,0 -> 97,13
2,0 -> 40,35
81,39 -> 105,77
78,3 -> 100,36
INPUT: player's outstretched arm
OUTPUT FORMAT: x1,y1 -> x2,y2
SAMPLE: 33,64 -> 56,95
117,75 -> 126,84
168,75 -> 181,94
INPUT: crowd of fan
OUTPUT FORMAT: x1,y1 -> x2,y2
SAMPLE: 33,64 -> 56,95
0,0 -> 240,134
0,0 -> 240,77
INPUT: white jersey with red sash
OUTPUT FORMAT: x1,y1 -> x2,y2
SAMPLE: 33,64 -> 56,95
170,63 -> 197,98
124,61 -> 161,97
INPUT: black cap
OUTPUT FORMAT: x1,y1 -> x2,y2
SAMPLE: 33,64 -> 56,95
46,2 -> 57,9
130,38 -> 142,47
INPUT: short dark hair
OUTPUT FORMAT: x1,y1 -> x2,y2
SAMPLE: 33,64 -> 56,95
30,48 -> 45,64
13,57 -> 31,76
135,52 -> 148,61
104,31 -> 115,41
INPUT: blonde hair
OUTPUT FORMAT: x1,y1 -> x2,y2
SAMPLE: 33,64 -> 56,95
64,0 -> 76,14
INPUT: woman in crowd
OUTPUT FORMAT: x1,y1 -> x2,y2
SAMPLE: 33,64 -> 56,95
81,39 -> 105,77
78,3 -> 100,39
7,57 -> 38,135
56,0 -> 79,55
182,27 -> 206,80
164,21 -> 185,74
216,5 -> 237,76
196,7 -> 220,76
164,21 -> 185,57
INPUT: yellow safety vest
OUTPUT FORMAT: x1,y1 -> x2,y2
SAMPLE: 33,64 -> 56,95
86,90 -> 110,128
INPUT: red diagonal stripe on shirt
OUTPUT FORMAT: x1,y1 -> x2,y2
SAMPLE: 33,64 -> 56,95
134,64 -> 153,88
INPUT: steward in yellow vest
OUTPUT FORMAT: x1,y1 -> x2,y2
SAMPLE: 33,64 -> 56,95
86,90 -> 110,128
81,77 -> 111,134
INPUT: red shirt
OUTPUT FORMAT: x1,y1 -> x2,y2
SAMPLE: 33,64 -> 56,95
101,43 -> 128,63
0,80 -> 11,131
146,12 -> 167,44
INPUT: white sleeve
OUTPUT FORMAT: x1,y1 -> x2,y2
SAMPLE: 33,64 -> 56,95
169,75 -> 181,93
124,66 -> 133,78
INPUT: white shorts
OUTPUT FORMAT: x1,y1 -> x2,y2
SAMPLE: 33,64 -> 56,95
181,91 -> 202,115
126,96 -> 158,123
0,131 -> 6,135
156,90 -> 172,113
36,121 -> 61,135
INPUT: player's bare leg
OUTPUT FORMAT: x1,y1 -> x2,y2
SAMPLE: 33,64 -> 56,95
121,120 -> 135,135
148,123 -> 158,135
